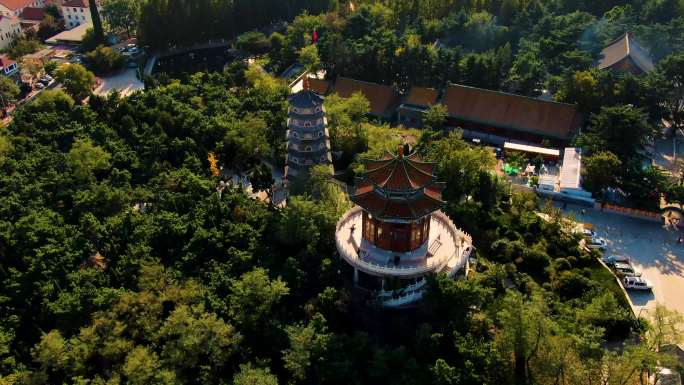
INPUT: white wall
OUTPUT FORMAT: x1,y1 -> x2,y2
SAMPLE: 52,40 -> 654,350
0,17 -> 22,50
62,5 -> 100,29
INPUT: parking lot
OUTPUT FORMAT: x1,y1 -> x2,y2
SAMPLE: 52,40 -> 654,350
558,204 -> 684,318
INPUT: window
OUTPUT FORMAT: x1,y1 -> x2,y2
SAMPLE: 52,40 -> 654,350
304,121 -> 310,127
317,131 -> 323,137
73,7 -> 77,11
82,16 -> 85,20
292,131 -> 298,138
305,146 -> 312,152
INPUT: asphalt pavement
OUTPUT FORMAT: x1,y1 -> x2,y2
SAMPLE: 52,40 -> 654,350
558,204 -> 684,319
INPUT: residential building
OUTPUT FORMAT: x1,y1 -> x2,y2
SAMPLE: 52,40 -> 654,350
330,77 -> 401,121
0,15 -> 22,50
441,84 -> 582,146
62,0 -> 99,30
335,147 -> 473,308
0,54 -> 17,75
397,86 -> 439,128
284,79 -> 333,182
597,33 -> 654,75
18,6 -> 43,29
0,0 -> 45,17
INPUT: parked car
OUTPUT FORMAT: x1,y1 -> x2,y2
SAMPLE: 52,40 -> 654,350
581,228 -> 596,238
586,237 -> 608,250
34,83 -> 45,89
614,262 -> 642,277
623,276 -> 653,290
602,255 -> 630,266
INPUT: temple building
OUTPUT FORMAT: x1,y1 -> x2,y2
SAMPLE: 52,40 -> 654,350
335,147 -> 473,308
284,80 -> 332,182
597,33 -> 654,75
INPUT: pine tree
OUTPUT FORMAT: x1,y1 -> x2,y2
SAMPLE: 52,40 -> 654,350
89,0 -> 105,44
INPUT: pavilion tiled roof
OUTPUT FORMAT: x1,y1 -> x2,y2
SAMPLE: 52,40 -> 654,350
331,77 -> 400,117
308,78 -> 330,95
351,148 -> 445,220
442,84 -> 581,140
288,89 -> 324,109
403,86 -> 438,107
598,33 -> 654,74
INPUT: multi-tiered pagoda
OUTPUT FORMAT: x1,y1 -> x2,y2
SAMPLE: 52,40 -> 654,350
335,147 -> 473,308
284,80 -> 332,182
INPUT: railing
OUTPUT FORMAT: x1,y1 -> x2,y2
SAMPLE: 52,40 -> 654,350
287,118 -> 327,129
335,207 -> 472,278
382,290 -> 424,307
377,279 -> 427,299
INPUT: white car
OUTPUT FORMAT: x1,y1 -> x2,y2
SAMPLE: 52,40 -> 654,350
614,262 -> 642,277
581,228 -> 596,238
587,237 -> 608,250
623,276 -> 652,291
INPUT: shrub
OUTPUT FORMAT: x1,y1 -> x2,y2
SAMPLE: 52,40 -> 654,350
236,31 -> 271,55
85,45 -> 124,74
553,270 -> 596,300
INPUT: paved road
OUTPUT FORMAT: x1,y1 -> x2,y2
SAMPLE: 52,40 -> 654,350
94,68 -> 144,97
558,204 -> 684,318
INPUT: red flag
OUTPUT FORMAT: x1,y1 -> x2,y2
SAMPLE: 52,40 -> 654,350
313,30 -> 318,43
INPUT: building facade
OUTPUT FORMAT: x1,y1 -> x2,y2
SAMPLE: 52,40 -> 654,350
0,15 -> 21,50
62,0 -> 100,29
284,84 -> 332,181
335,147 -> 474,308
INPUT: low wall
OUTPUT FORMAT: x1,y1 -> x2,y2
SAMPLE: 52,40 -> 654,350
599,203 -> 662,223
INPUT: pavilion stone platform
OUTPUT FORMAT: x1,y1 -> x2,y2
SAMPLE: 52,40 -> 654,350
336,207 -> 471,279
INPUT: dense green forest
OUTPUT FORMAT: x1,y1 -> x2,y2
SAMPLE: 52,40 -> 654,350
132,0 -> 684,207
0,0 -> 683,384
0,65 -> 681,385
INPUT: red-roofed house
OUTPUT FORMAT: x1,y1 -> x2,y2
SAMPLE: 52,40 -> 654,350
0,0 -> 45,17
0,54 -> 18,75
0,15 -> 22,50
18,6 -> 43,23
